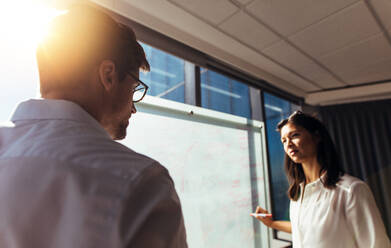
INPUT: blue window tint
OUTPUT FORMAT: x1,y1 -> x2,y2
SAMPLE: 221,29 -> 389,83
140,43 -> 185,103
264,92 -> 299,221
201,68 -> 251,119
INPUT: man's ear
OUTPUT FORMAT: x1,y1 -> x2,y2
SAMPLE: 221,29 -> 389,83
98,60 -> 117,91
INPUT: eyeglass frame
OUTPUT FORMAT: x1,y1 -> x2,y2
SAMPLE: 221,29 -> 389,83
128,73 -> 149,103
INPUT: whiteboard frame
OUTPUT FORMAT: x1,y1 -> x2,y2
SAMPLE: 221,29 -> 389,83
134,95 -> 273,247
136,95 -> 264,129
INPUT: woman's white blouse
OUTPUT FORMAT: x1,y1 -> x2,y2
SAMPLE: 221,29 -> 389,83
290,174 -> 390,248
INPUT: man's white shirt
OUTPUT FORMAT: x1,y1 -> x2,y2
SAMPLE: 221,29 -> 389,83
0,99 -> 187,248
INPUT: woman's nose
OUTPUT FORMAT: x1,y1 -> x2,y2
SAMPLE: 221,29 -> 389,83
286,139 -> 294,148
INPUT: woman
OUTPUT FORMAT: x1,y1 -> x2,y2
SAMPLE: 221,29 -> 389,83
252,111 -> 390,248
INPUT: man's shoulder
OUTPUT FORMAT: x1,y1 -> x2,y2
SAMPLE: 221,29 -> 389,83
0,117 -> 165,182
67,137 -> 163,176
41,136 -> 167,187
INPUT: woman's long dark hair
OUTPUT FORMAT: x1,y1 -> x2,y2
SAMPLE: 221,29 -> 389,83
277,111 -> 344,201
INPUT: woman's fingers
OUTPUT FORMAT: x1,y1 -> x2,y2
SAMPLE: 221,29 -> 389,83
255,206 -> 269,214
251,206 -> 273,227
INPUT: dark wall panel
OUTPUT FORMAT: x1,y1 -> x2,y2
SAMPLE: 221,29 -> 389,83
320,99 -> 391,238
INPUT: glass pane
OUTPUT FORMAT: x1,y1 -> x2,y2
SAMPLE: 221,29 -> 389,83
140,43 -> 185,103
201,68 -> 251,119
264,92 -> 300,221
0,29 -> 37,121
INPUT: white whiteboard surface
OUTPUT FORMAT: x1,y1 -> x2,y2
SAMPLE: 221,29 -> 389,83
120,96 -> 270,248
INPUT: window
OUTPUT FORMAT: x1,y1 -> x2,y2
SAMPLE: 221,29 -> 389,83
201,68 -> 251,119
140,43 -> 185,103
0,34 -> 37,121
264,92 -> 300,221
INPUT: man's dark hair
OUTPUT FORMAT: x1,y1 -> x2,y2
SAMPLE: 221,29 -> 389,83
36,4 -> 150,92
277,111 -> 345,201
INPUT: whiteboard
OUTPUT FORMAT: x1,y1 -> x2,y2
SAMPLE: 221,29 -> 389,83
120,96 -> 270,248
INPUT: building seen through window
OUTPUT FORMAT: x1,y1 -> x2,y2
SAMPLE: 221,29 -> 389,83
140,43 -> 185,103
139,43 -> 252,120
264,92 -> 300,221
201,68 -> 251,119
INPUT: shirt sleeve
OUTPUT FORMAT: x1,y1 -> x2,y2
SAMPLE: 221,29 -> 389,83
345,181 -> 391,248
119,163 -> 188,248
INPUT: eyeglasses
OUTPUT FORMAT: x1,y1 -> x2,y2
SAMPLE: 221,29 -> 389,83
128,73 -> 149,103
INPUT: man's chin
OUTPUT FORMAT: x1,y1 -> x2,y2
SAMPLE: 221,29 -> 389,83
110,124 -> 128,140
112,132 -> 126,140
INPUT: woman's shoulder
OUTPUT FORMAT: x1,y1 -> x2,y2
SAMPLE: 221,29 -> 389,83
336,174 -> 378,211
335,173 -> 368,193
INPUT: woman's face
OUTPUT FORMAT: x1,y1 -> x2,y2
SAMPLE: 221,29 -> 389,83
280,123 -> 319,164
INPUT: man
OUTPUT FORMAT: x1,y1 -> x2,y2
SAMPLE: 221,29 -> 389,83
0,4 -> 187,248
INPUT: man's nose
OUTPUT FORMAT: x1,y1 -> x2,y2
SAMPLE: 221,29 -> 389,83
131,102 -> 137,114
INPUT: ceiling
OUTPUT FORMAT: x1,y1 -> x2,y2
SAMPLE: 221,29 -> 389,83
87,0 -> 391,105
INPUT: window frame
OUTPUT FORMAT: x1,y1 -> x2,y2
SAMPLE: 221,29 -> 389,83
262,91 -> 302,244
99,5 -> 302,114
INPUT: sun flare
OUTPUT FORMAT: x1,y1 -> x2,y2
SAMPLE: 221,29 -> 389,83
0,1 -> 66,49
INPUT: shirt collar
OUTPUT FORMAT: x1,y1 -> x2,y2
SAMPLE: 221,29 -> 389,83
300,173 -> 327,188
11,99 -> 110,138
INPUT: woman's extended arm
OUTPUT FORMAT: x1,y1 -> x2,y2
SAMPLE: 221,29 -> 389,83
252,206 -> 292,233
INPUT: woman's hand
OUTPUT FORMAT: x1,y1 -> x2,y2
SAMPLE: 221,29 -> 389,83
252,206 -> 274,227
251,206 -> 292,233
